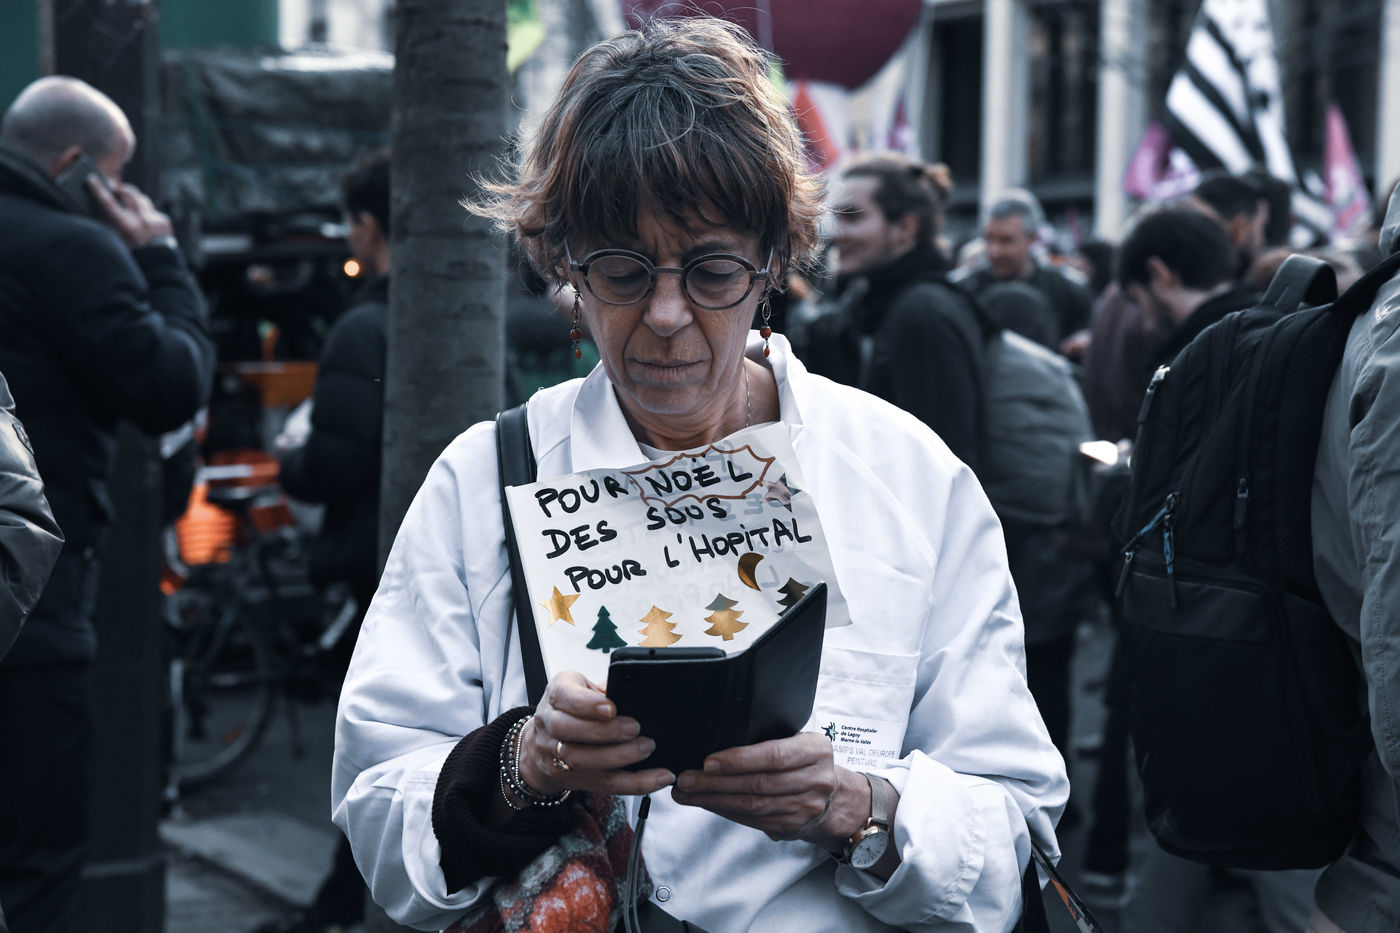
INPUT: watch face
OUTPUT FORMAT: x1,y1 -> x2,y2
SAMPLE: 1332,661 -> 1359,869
848,829 -> 889,870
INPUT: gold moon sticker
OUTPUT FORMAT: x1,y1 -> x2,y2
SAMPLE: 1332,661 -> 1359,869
737,552 -> 763,591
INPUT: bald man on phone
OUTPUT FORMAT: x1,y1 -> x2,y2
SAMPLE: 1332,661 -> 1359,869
0,76 -> 213,932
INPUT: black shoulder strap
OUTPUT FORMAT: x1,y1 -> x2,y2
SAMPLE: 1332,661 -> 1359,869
1027,842 -> 1104,933
1332,248 -> 1400,319
495,402 -> 548,705
1261,254 -> 1337,313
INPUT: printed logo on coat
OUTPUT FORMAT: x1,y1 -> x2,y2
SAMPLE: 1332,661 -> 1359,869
816,715 -> 901,770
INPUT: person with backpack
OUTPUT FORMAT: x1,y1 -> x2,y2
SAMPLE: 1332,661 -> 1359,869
1110,204 -> 1381,931
1308,186 -> 1400,932
1118,205 -> 1261,371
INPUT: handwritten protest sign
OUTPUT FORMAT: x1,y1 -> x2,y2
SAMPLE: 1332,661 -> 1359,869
504,423 -> 849,687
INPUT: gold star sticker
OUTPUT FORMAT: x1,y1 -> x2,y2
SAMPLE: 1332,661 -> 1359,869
762,473 -> 799,511
539,586 -> 580,626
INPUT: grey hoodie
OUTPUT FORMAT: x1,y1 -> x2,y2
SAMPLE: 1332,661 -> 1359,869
1311,186 -> 1400,931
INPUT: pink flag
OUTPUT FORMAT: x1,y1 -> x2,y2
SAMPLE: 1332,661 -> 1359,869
1123,121 -> 1172,200
1325,103 -> 1373,238
1123,121 -> 1201,203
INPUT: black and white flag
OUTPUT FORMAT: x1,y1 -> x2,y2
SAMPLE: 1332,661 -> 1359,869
1163,0 -> 1332,238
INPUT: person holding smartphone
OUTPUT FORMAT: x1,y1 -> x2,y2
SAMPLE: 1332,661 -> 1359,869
332,18 -> 1066,933
0,76 -> 214,932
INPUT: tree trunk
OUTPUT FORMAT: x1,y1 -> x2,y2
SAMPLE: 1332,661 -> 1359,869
381,0 -> 508,564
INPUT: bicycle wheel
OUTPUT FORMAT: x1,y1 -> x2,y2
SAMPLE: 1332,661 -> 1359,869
169,582 -> 276,788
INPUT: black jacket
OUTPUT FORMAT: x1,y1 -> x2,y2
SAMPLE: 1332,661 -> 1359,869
805,246 -> 987,472
279,277 -> 387,597
0,146 -> 214,664
958,262 -> 1095,344
1152,283 -> 1261,368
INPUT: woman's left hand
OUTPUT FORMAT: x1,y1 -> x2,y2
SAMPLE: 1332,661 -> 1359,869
669,732 -> 870,849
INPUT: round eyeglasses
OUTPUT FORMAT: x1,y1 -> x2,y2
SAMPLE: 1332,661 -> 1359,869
567,247 -> 771,310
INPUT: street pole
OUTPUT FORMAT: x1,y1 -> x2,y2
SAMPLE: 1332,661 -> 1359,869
48,2 -> 167,931
979,0 -> 1031,216
1093,0 -> 1147,239
1378,0 -> 1400,194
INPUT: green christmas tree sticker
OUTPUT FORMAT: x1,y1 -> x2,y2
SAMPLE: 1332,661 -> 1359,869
703,593 -> 748,641
586,605 -> 628,652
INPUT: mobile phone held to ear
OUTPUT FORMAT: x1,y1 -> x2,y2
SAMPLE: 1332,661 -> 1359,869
606,581 -> 827,773
54,153 -> 114,221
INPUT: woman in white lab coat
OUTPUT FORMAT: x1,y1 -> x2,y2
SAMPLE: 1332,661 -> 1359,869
332,16 -> 1066,933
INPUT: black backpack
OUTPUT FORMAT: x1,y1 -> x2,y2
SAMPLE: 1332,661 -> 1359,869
1113,252 -> 1400,870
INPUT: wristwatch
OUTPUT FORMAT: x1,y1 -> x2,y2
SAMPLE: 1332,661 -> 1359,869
842,772 -> 896,873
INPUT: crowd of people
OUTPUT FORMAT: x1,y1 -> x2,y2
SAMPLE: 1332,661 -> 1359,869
0,12 -> 1396,933
785,136 -> 1396,933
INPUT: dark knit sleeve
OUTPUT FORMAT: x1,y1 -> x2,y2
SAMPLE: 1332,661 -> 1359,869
431,706 -> 574,893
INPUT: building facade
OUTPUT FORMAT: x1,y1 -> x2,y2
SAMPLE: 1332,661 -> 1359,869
920,0 -> 1398,240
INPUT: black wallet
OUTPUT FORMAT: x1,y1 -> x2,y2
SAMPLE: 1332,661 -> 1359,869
605,581 -> 827,773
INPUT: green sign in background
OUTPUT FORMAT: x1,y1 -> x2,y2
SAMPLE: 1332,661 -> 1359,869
0,0 -> 280,108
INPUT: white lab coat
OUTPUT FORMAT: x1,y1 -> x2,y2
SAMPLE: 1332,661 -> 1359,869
332,333 -> 1068,932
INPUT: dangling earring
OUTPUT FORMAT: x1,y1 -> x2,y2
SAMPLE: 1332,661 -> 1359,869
569,288 -> 583,360
758,293 -> 773,358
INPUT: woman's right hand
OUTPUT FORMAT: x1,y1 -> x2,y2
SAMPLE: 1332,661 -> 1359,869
518,671 -> 675,797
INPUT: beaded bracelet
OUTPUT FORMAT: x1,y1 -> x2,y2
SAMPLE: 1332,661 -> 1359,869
499,714 -> 571,809
510,715 -> 571,807
497,716 -> 534,810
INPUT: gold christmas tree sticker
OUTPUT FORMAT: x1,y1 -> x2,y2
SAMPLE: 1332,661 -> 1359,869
638,605 -> 681,647
703,593 -> 748,641
539,586 -> 579,626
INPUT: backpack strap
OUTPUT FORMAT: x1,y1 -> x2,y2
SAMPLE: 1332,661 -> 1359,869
1261,255 -> 1337,313
495,402 -> 548,706
1332,248 -> 1400,319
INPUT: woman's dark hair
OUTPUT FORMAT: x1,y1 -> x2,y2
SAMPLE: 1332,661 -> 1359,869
472,17 -> 822,285
341,148 -> 391,236
841,153 -> 952,249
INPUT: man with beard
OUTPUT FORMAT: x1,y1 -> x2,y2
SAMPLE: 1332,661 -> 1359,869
1118,205 -> 1259,372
